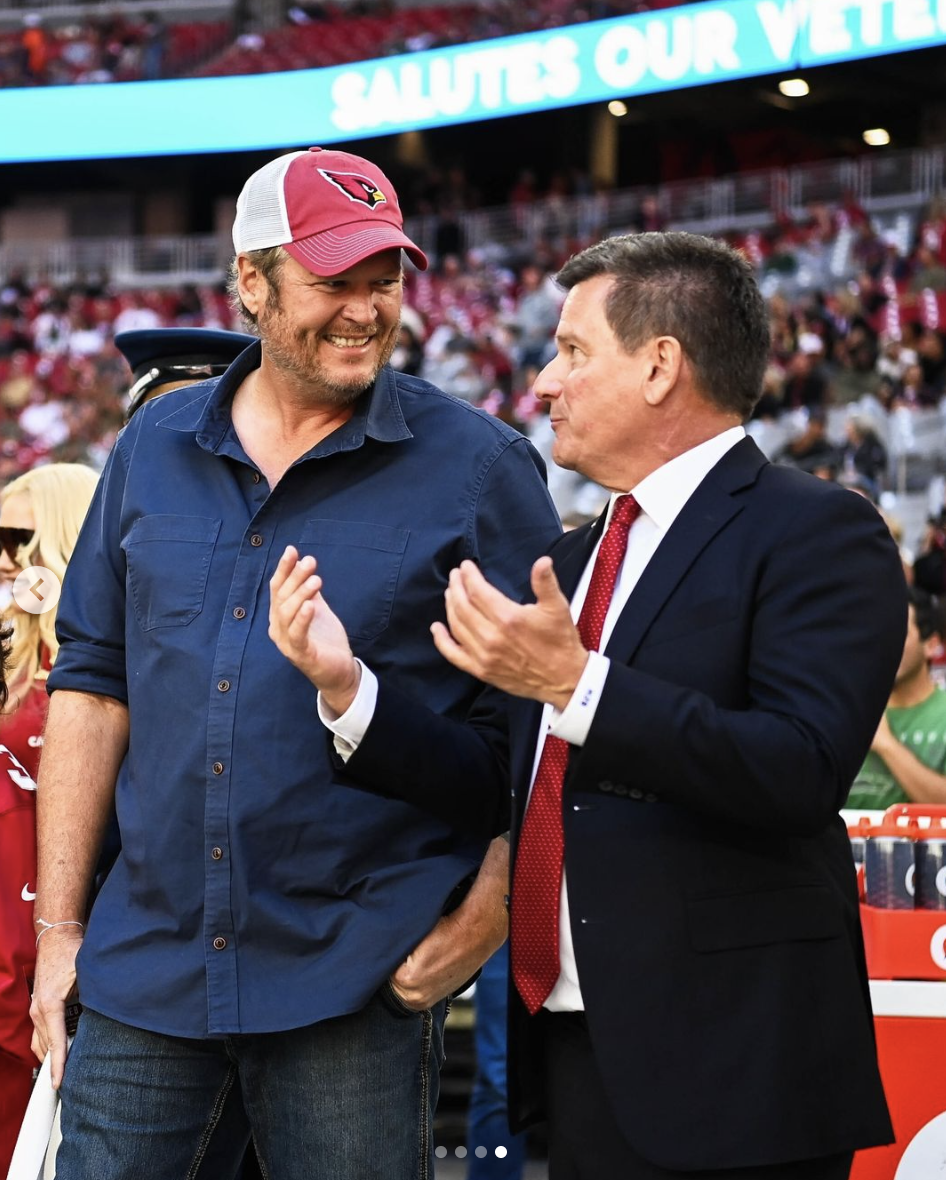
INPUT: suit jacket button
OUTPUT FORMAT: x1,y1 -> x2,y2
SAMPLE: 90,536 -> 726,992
629,787 -> 643,800
599,780 -> 614,792
613,784 -> 629,797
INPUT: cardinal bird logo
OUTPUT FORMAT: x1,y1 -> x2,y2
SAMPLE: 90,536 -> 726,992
319,169 -> 388,209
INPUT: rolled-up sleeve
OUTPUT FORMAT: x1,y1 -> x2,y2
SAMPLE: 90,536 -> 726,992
48,435 -> 130,703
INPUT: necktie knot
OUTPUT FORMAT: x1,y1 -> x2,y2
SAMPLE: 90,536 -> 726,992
609,493 -> 640,534
572,494 -> 639,653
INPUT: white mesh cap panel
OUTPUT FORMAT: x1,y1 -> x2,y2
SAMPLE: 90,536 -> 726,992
231,152 -> 306,253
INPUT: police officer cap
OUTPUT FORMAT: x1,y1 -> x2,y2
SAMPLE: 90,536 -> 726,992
117,327 -> 256,417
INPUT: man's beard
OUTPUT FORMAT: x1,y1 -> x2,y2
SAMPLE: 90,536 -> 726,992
259,289 -> 399,406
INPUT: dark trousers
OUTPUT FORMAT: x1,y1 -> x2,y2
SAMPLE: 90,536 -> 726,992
541,1012 -> 853,1180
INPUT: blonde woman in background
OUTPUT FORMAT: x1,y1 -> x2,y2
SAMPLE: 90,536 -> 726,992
0,464 -> 99,779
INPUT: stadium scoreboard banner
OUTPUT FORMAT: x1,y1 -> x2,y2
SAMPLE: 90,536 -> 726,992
2,0 -> 945,162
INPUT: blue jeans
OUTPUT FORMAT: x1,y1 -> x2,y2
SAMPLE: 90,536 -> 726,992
56,985 -> 446,1180
466,945 -> 527,1180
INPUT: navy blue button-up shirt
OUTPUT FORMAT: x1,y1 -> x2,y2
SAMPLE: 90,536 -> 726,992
50,344 -> 561,1037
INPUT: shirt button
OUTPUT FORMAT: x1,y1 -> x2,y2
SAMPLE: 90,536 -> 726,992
213,936 -> 227,950
217,680 -> 231,693
212,762 -> 224,775
252,472 -> 261,484
250,534 -> 263,547
211,847 -> 223,860
233,607 -> 246,620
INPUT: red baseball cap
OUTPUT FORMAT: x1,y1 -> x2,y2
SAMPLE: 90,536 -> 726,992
231,146 -> 428,276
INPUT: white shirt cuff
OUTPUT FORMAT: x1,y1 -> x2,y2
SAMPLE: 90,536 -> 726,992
317,660 -> 378,762
549,651 -> 610,747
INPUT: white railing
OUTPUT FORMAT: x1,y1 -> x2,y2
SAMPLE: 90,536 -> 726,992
0,0 -> 232,28
0,234 -> 226,286
405,145 -> 943,256
0,0 -> 449,27
2,145 -> 944,287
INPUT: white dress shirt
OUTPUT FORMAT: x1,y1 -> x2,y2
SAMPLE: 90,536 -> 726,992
321,426 -> 745,1011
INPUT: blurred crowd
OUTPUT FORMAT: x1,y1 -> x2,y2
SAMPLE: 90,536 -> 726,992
0,0 -> 700,88
1,186 -> 943,554
0,11 -> 183,87
1,190 -> 945,522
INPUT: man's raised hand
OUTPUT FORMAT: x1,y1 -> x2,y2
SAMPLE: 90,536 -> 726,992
269,546 -> 361,715
430,556 -> 589,711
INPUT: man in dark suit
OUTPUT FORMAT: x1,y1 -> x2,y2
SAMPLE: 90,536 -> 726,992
269,232 -> 907,1180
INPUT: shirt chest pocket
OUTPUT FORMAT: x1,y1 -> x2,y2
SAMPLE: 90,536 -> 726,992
123,515 -> 221,631
298,519 -> 409,642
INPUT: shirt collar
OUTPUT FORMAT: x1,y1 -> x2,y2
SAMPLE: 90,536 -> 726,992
606,425 -> 746,533
155,341 -> 414,451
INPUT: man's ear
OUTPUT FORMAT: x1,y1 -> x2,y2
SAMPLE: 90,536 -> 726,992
642,335 -> 683,406
924,632 -> 943,662
236,254 -> 264,319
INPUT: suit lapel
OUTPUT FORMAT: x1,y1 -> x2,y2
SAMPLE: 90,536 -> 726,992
605,436 -> 766,662
551,513 -> 606,601
509,436 -> 767,814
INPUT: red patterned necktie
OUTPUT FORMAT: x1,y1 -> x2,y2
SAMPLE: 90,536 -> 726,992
511,494 -> 641,1015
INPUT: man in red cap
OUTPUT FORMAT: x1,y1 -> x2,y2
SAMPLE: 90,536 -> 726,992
30,147 -> 561,1180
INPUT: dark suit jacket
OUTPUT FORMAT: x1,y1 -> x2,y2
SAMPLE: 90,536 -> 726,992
345,437 -> 906,1172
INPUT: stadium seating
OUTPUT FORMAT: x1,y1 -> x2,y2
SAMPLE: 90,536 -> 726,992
194,8 -> 480,77
0,0 -> 697,88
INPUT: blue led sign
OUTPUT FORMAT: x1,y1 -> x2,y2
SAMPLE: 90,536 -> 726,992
1,0 -> 943,162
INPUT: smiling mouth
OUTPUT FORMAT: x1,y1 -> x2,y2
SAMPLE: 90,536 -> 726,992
325,334 -> 373,349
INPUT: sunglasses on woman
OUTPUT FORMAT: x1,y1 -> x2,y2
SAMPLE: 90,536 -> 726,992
0,527 -> 35,563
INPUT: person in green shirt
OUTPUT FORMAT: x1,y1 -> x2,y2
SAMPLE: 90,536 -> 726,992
847,586 -> 946,810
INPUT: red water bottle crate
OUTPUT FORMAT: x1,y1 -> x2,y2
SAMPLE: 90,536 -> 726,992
858,805 -> 946,981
